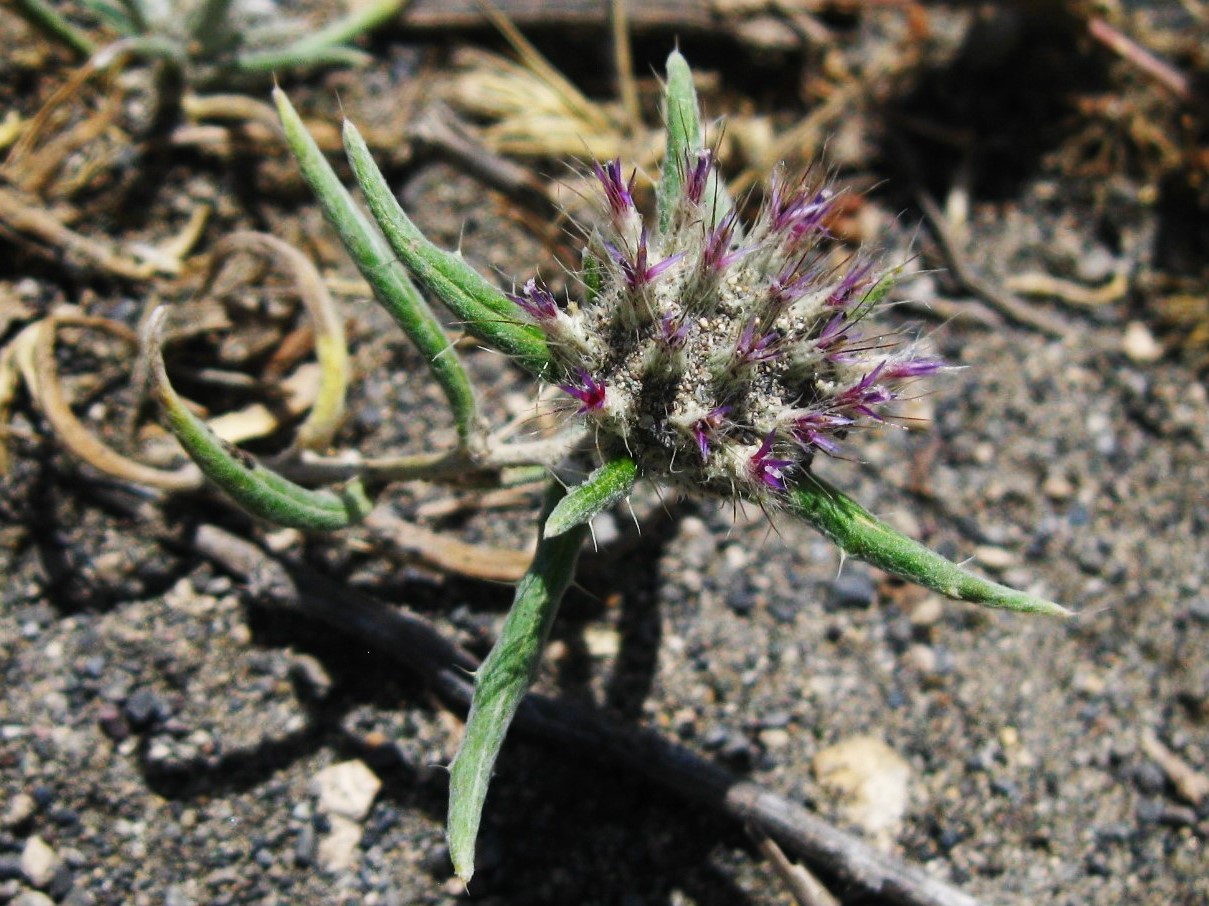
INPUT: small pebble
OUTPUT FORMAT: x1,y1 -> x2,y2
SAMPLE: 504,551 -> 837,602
12,892 -> 55,906
317,816 -> 363,872
1,793 -> 35,830
1129,761 -> 1166,795
974,545 -> 1017,570
1042,474 -> 1075,500
311,760 -> 381,822
904,644 -> 937,674
1122,321 -> 1163,364
21,836 -> 60,889
813,735 -> 911,843
583,626 -> 620,658
294,824 -> 317,868
908,596 -> 944,628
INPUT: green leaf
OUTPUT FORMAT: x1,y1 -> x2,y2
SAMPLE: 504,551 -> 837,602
786,475 -> 1070,616
447,483 -> 588,881
656,49 -> 702,234
187,0 -> 235,57
258,0 -> 405,61
142,309 -> 372,531
545,456 -> 638,537
13,0 -> 98,57
341,119 -> 555,379
273,88 -> 483,448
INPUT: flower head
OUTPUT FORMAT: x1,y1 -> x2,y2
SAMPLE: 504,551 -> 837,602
515,143 -> 940,499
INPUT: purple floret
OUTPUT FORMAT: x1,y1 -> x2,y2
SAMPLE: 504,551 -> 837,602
769,172 -> 834,237
659,312 -> 690,349
884,357 -> 944,379
605,229 -> 684,291
561,370 -> 607,414
702,211 -> 747,272
826,261 -> 874,309
748,432 -> 794,491
508,278 -> 559,321
834,363 -> 894,420
593,158 -> 636,219
792,411 -> 852,455
691,406 -> 731,460
684,149 -> 714,206
734,318 -> 781,365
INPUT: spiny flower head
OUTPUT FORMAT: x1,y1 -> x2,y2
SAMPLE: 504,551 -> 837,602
510,152 -> 941,500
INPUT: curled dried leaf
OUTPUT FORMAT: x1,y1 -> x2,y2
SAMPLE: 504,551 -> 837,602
13,311 -> 202,489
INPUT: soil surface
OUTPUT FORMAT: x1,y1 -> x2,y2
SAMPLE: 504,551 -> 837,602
1,4 -> 1207,906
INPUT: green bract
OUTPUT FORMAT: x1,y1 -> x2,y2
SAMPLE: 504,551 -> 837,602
145,49 -> 1068,883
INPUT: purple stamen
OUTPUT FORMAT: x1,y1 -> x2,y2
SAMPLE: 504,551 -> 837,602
834,363 -> 894,419
734,318 -> 781,365
769,257 -> 823,306
749,431 -> 794,491
561,370 -> 607,414
659,312 -> 690,349
593,158 -> 636,219
691,405 -> 731,460
884,357 -> 944,379
769,172 -> 834,237
684,149 -> 713,205
606,229 -> 684,290
826,261 -> 874,308
702,211 -> 747,272
508,277 -> 559,321
792,411 -> 853,455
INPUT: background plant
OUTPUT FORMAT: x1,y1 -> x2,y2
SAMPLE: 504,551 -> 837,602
143,50 -> 1069,882
11,0 -> 409,87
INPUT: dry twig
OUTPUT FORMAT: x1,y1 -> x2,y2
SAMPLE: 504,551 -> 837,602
913,190 -> 1073,340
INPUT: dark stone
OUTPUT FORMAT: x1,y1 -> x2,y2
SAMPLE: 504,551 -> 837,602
828,571 -> 876,609
122,689 -> 164,729
47,862 -> 74,900
1095,823 -> 1132,844
759,710 -> 791,729
1135,798 -> 1165,824
294,825 -> 317,868
1129,761 -> 1167,795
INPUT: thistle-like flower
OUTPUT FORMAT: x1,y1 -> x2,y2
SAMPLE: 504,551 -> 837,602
145,51 -> 1070,887
513,152 -> 939,501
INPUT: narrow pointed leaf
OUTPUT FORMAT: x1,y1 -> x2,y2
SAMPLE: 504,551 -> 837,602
447,484 -> 588,881
545,456 -> 637,537
262,0 -> 405,59
12,0 -> 97,58
143,309 -> 372,531
656,50 -> 701,233
273,88 -> 482,447
341,119 -> 554,378
787,475 -> 1070,617
656,50 -> 732,235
